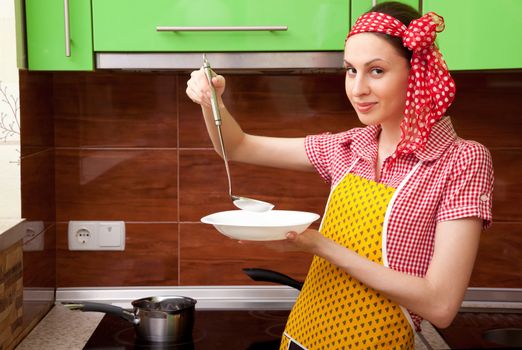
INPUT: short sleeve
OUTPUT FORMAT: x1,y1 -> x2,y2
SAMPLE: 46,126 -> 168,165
436,141 -> 494,229
304,133 -> 334,183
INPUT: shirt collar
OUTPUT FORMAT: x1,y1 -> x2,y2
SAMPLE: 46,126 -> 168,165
339,117 -> 457,162
413,116 -> 457,162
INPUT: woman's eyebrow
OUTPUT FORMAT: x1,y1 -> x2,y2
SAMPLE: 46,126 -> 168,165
344,58 -> 388,66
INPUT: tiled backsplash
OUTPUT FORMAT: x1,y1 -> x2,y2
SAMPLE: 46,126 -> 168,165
19,70 -> 522,289
18,71 -> 56,346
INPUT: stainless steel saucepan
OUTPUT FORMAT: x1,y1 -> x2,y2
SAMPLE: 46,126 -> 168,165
63,295 -> 197,343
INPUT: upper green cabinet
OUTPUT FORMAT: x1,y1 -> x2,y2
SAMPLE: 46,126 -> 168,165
350,0 -> 419,28
25,0 -> 93,71
91,0 -> 349,52
22,0 -> 522,71
423,0 -> 522,70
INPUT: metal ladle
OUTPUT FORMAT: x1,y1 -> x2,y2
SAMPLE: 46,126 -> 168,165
202,54 -> 274,212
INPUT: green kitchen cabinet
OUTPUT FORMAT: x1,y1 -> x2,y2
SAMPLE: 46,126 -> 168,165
423,0 -> 522,70
91,0 -> 349,52
25,0 -> 93,70
350,0 -> 419,28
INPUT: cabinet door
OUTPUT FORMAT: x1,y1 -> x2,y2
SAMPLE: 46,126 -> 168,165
26,0 -> 93,70
423,0 -> 522,70
350,0 -> 419,28
92,0 -> 349,52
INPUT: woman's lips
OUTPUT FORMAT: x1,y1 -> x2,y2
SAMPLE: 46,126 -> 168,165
355,102 -> 377,113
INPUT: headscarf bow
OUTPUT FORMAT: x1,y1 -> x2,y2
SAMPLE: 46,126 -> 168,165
348,12 -> 456,157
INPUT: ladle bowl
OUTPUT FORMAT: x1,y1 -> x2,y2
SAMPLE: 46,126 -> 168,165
231,195 -> 274,212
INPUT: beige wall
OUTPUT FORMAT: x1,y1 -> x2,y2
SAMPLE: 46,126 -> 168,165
0,0 -> 21,218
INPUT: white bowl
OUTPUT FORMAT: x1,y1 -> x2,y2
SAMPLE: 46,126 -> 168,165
201,210 -> 320,241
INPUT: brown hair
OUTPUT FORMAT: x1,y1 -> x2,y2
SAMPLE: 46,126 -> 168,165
368,1 -> 421,62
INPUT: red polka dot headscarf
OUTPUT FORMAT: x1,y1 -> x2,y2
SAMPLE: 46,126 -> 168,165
347,12 -> 456,157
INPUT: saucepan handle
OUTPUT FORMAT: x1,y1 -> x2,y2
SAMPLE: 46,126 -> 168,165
62,301 -> 139,324
243,268 -> 303,291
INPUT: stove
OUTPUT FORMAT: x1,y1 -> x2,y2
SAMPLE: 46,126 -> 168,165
435,312 -> 522,349
84,309 -> 290,349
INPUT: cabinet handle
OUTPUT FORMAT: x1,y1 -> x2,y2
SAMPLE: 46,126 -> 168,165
64,0 -> 71,57
156,26 -> 288,32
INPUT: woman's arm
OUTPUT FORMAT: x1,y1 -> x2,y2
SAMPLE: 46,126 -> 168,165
288,217 -> 482,328
186,68 -> 314,172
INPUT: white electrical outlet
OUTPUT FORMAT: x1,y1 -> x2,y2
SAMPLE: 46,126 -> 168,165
68,221 -> 125,251
23,221 -> 45,252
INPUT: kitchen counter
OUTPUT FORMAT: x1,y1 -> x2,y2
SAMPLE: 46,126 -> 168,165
15,305 -> 103,350
15,304 -> 450,349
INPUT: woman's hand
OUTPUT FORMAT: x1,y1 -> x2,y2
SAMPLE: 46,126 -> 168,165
239,229 -> 329,255
286,229 -> 327,254
186,67 -> 226,108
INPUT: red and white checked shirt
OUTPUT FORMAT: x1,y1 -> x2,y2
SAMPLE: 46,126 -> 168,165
305,116 -> 494,330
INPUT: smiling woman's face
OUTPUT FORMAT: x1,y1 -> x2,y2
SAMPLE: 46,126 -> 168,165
344,33 -> 410,129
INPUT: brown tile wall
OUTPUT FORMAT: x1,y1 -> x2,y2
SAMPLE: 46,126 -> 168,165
19,70 -> 56,340
19,69 -> 522,289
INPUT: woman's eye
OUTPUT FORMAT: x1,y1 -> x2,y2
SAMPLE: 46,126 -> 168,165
371,68 -> 384,75
345,67 -> 356,75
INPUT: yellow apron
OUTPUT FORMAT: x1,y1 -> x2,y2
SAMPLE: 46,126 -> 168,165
280,170 -> 415,349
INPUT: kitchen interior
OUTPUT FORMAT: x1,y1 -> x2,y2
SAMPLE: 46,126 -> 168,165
1,0 -> 521,349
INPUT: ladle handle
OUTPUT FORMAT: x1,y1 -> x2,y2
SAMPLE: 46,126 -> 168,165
202,55 -> 222,126
203,55 -> 233,199
216,125 -> 234,199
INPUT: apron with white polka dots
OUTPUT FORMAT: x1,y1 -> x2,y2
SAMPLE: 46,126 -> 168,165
280,171 -> 415,349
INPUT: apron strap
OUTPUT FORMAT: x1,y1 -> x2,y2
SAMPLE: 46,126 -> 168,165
381,159 -> 424,331
284,332 -> 308,350
382,159 -> 423,268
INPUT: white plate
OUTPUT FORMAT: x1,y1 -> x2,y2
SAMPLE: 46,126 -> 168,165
201,210 -> 320,241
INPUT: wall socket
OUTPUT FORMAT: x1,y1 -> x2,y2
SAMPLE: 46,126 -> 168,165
23,221 -> 45,252
68,221 -> 125,251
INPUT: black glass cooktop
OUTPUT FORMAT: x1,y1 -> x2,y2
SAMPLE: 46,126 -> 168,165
84,310 -> 290,349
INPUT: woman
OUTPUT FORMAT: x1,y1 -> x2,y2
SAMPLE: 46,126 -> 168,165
186,2 -> 493,349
